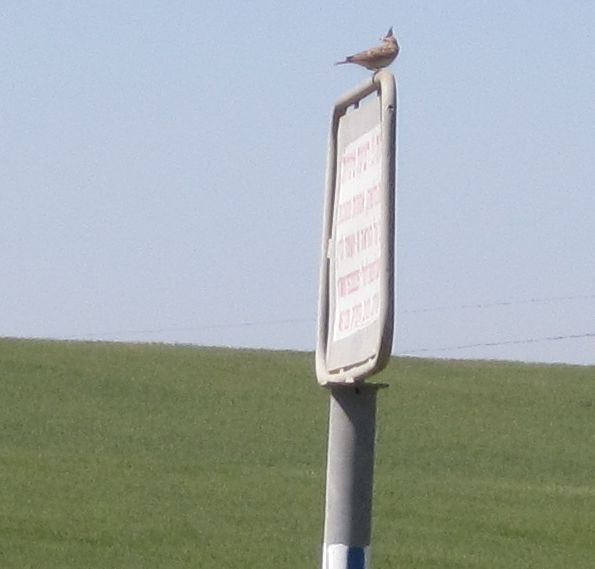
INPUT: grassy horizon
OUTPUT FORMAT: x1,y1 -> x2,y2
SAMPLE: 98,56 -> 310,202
1,338 -> 594,567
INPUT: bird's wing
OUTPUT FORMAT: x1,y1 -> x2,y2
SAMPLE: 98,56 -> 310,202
350,45 -> 395,61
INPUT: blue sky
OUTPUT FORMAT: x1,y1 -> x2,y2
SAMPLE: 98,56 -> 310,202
2,2 -> 594,365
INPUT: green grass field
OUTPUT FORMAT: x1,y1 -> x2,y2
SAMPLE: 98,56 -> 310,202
1,338 -> 594,568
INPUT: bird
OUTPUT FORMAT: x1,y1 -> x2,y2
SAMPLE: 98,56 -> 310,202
335,27 -> 399,71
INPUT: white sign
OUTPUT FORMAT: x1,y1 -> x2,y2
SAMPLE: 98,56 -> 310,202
316,70 -> 395,385
332,124 -> 382,342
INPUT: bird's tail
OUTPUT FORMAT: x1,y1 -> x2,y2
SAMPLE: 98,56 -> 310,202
334,57 -> 353,66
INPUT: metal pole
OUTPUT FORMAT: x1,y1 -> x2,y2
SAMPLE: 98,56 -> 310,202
322,383 -> 385,569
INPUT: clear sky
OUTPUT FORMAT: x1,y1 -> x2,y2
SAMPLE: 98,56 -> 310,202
2,2 -> 594,365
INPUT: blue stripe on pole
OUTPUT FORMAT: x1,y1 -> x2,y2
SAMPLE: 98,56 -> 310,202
347,547 -> 365,569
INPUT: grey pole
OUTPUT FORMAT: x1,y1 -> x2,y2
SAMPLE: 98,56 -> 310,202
322,383 -> 386,569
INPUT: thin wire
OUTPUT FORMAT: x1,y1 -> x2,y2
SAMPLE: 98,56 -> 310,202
400,332 -> 595,355
79,293 -> 595,339
82,318 -> 314,338
402,293 -> 595,314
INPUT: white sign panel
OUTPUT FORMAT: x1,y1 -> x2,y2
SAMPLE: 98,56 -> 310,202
332,124 -> 382,342
316,70 -> 396,385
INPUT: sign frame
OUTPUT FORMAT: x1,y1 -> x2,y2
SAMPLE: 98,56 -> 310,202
316,70 -> 396,386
